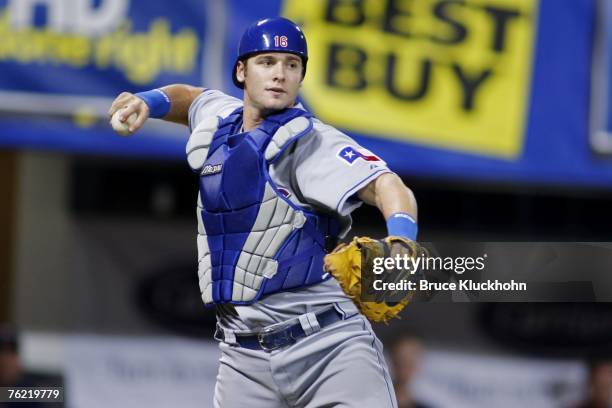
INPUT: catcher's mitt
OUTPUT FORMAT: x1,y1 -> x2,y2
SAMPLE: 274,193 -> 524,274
324,236 -> 427,324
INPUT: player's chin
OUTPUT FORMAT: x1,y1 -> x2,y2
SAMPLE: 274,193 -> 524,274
263,98 -> 292,111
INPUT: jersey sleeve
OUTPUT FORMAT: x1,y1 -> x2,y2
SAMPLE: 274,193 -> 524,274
188,89 -> 242,131
291,120 -> 392,216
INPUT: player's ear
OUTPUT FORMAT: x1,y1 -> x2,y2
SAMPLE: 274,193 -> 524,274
236,60 -> 246,86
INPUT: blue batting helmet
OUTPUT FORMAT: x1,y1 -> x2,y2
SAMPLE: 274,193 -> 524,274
232,17 -> 308,88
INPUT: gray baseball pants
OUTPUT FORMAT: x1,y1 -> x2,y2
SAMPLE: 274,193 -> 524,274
213,312 -> 398,408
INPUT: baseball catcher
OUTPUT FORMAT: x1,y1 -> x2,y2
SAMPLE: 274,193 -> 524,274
109,16 -> 423,408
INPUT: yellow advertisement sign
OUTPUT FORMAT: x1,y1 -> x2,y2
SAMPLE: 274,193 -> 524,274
284,0 -> 538,158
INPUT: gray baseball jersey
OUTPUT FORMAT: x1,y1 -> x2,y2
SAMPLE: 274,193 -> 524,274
189,90 -> 397,408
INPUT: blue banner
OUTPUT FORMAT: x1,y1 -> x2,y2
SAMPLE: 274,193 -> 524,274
1,0 -> 612,188
0,0 -> 212,157
0,0 -> 206,95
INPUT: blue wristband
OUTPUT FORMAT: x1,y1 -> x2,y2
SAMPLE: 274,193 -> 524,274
386,212 -> 418,241
134,89 -> 171,118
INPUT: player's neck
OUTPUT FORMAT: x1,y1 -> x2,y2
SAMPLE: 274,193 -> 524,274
241,104 -> 267,132
242,101 -> 295,132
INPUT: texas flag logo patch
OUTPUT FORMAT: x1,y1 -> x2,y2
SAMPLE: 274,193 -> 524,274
337,146 -> 384,166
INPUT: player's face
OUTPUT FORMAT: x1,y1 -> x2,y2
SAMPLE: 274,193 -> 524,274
237,53 -> 303,112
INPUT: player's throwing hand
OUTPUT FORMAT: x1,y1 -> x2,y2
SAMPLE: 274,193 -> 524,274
108,92 -> 151,136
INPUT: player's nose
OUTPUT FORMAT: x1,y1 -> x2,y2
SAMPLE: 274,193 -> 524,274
272,61 -> 286,81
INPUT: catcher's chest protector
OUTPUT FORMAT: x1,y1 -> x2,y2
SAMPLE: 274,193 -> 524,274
186,107 -> 339,306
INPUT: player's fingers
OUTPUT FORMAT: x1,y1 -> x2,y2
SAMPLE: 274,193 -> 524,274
108,99 -> 127,118
117,99 -> 143,120
129,105 -> 150,132
108,94 -> 128,116
107,92 -> 133,118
